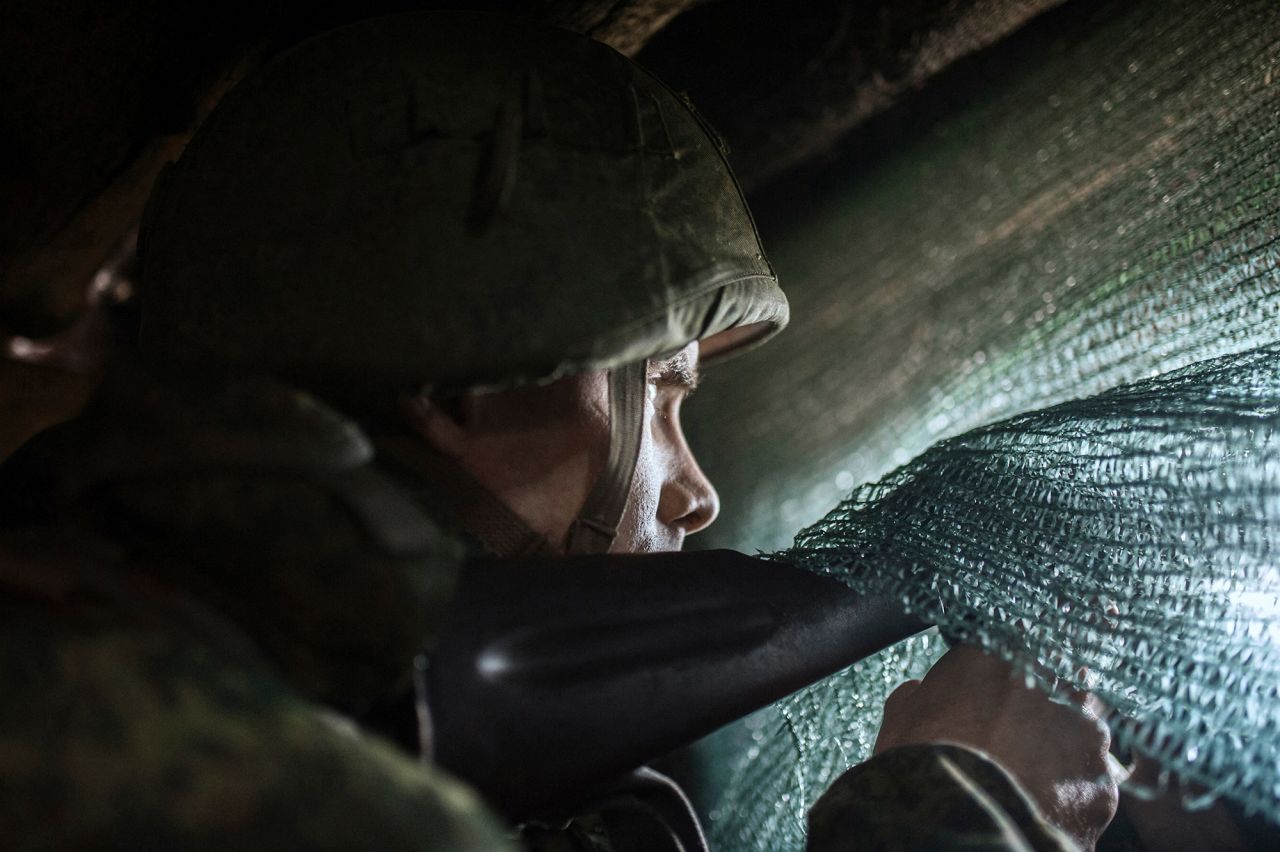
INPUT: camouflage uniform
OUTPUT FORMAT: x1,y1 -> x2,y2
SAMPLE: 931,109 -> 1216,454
0,362 -> 512,850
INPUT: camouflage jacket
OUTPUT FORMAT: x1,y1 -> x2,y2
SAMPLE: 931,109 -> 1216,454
0,529 -> 512,850
0,361 -> 512,849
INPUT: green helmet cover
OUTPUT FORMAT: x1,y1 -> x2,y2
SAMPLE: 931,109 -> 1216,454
138,11 -> 786,410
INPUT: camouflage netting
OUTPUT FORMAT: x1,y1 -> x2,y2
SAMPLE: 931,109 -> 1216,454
687,0 -> 1280,847
785,346 -> 1279,813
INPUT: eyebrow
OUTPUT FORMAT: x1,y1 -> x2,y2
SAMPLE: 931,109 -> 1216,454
652,351 -> 700,394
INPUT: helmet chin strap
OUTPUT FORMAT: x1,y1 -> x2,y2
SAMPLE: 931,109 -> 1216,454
564,360 -> 648,555
374,432 -> 559,559
380,361 -> 648,559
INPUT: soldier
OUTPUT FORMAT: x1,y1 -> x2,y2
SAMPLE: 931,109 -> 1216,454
0,11 -> 1114,850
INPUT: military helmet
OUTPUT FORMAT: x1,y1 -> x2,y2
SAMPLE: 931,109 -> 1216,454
138,10 -> 786,408
137,11 -> 787,556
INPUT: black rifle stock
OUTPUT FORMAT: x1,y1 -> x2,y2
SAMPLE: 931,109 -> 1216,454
428,549 -> 927,819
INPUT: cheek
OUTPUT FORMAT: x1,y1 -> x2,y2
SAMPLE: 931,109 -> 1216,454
613,402 -> 667,550
628,443 -> 663,523
552,372 -> 612,481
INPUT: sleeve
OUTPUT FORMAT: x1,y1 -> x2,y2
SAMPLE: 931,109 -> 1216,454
806,744 -> 1080,852
520,767 -> 708,852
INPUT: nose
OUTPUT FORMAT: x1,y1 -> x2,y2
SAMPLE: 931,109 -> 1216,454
660,445 -> 721,536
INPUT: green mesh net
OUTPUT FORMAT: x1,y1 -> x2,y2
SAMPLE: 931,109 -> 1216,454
686,0 -> 1280,847
787,346 -> 1279,812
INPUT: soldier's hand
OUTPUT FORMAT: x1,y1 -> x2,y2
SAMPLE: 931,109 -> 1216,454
874,645 -> 1118,850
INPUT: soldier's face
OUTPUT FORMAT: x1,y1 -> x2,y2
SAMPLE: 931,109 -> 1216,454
614,341 -> 720,552
406,341 -> 719,554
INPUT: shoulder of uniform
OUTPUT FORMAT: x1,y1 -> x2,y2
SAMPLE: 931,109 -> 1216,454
0,611 -> 512,851
6,357 -> 468,708
39,355 -> 372,489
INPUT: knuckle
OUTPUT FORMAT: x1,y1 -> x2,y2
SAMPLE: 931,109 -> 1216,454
885,678 -> 921,706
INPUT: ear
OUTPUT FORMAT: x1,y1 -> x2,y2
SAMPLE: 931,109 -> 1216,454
400,392 -> 472,457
